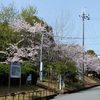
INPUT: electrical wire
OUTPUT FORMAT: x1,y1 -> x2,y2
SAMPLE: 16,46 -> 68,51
85,19 -> 100,55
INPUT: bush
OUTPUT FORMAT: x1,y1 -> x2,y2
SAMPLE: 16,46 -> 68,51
0,63 -> 9,85
21,62 -> 39,85
0,62 -> 39,86
0,53 -> 7,62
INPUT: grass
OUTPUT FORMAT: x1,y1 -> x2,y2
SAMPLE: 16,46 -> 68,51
0,84 -> 54,100
0,84 -> 43,95
0,76 -> 98,100
0,90 -> 53,100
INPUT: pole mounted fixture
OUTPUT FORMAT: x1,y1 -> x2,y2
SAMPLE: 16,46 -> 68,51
79,9 -> 90,20
79,8 -> 90,86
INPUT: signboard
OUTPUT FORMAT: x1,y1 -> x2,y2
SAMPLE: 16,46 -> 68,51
10,62 -> 21,78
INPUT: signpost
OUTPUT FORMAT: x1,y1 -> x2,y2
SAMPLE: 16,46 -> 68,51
10,62 -> 21,78
8,62 -> 21,92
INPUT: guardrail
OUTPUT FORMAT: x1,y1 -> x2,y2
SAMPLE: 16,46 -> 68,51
0,89 -> 57,100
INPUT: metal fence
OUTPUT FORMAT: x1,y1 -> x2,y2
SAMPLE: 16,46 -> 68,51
0,89 -> 56,100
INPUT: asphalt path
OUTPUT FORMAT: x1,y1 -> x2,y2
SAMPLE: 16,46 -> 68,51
52,86 -> 100,100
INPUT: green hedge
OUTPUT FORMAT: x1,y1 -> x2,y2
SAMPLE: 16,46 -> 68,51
0,62 -> 39,86
0,63 -> 9,85
0,53 -> 7,62
21,62 -> 39,85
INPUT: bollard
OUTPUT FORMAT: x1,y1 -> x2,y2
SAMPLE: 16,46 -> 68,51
39,91 -> 41,97
28,92 -> 31,100
36,90 -> 37,98
4,93 -> 9,100
32,91 -> 34,99
5,96 -> 7,100
4,94 -> 6,100
21,92 -> 26,100
29,92 -> 30,100
43,90 -> 44,97
17,92 -> 20,100
40,91 -> 42,97
46,90 -> 47,96
10,92 -> 16,100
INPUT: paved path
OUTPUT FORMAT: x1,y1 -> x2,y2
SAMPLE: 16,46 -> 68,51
52,86 -> 100,100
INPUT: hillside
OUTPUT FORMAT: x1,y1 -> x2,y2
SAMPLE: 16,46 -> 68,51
84,76 -> 100,86
36,76 -> 100,94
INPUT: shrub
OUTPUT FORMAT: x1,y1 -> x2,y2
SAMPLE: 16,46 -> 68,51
0,63 -> 9,85
0,62 -> 39,86
21,62 -> 39,85
0,53 -> 7,62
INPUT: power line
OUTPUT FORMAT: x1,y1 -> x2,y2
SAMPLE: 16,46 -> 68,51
85,18 -> 100,54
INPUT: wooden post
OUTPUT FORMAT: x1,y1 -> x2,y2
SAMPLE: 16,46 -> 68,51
8,63 -> 11,93
19,77 -> 21,90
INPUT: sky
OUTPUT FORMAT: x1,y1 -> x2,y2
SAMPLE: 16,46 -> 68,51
0,0 -> 100,55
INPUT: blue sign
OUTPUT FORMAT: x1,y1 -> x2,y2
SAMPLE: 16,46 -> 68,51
10,62 -> 21,78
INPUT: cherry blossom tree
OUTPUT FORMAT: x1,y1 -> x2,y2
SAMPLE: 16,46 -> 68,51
60,44 -> 100,76
9,18 -> 45,34
84,54 -> 100,74
8,15 -> 100,83
0,17 -> 54,64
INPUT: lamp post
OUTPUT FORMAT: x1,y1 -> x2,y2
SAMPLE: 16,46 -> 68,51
79,9 -> 90,86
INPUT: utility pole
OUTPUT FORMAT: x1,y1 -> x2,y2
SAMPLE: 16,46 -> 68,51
79,9 -> 90,86
40,31 -> 46,81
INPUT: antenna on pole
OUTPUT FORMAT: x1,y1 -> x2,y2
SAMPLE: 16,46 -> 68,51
79,8 -> 90,86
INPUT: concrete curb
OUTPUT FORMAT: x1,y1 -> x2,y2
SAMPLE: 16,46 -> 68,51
34,93 -> 58,100
63,84 -> 100,94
